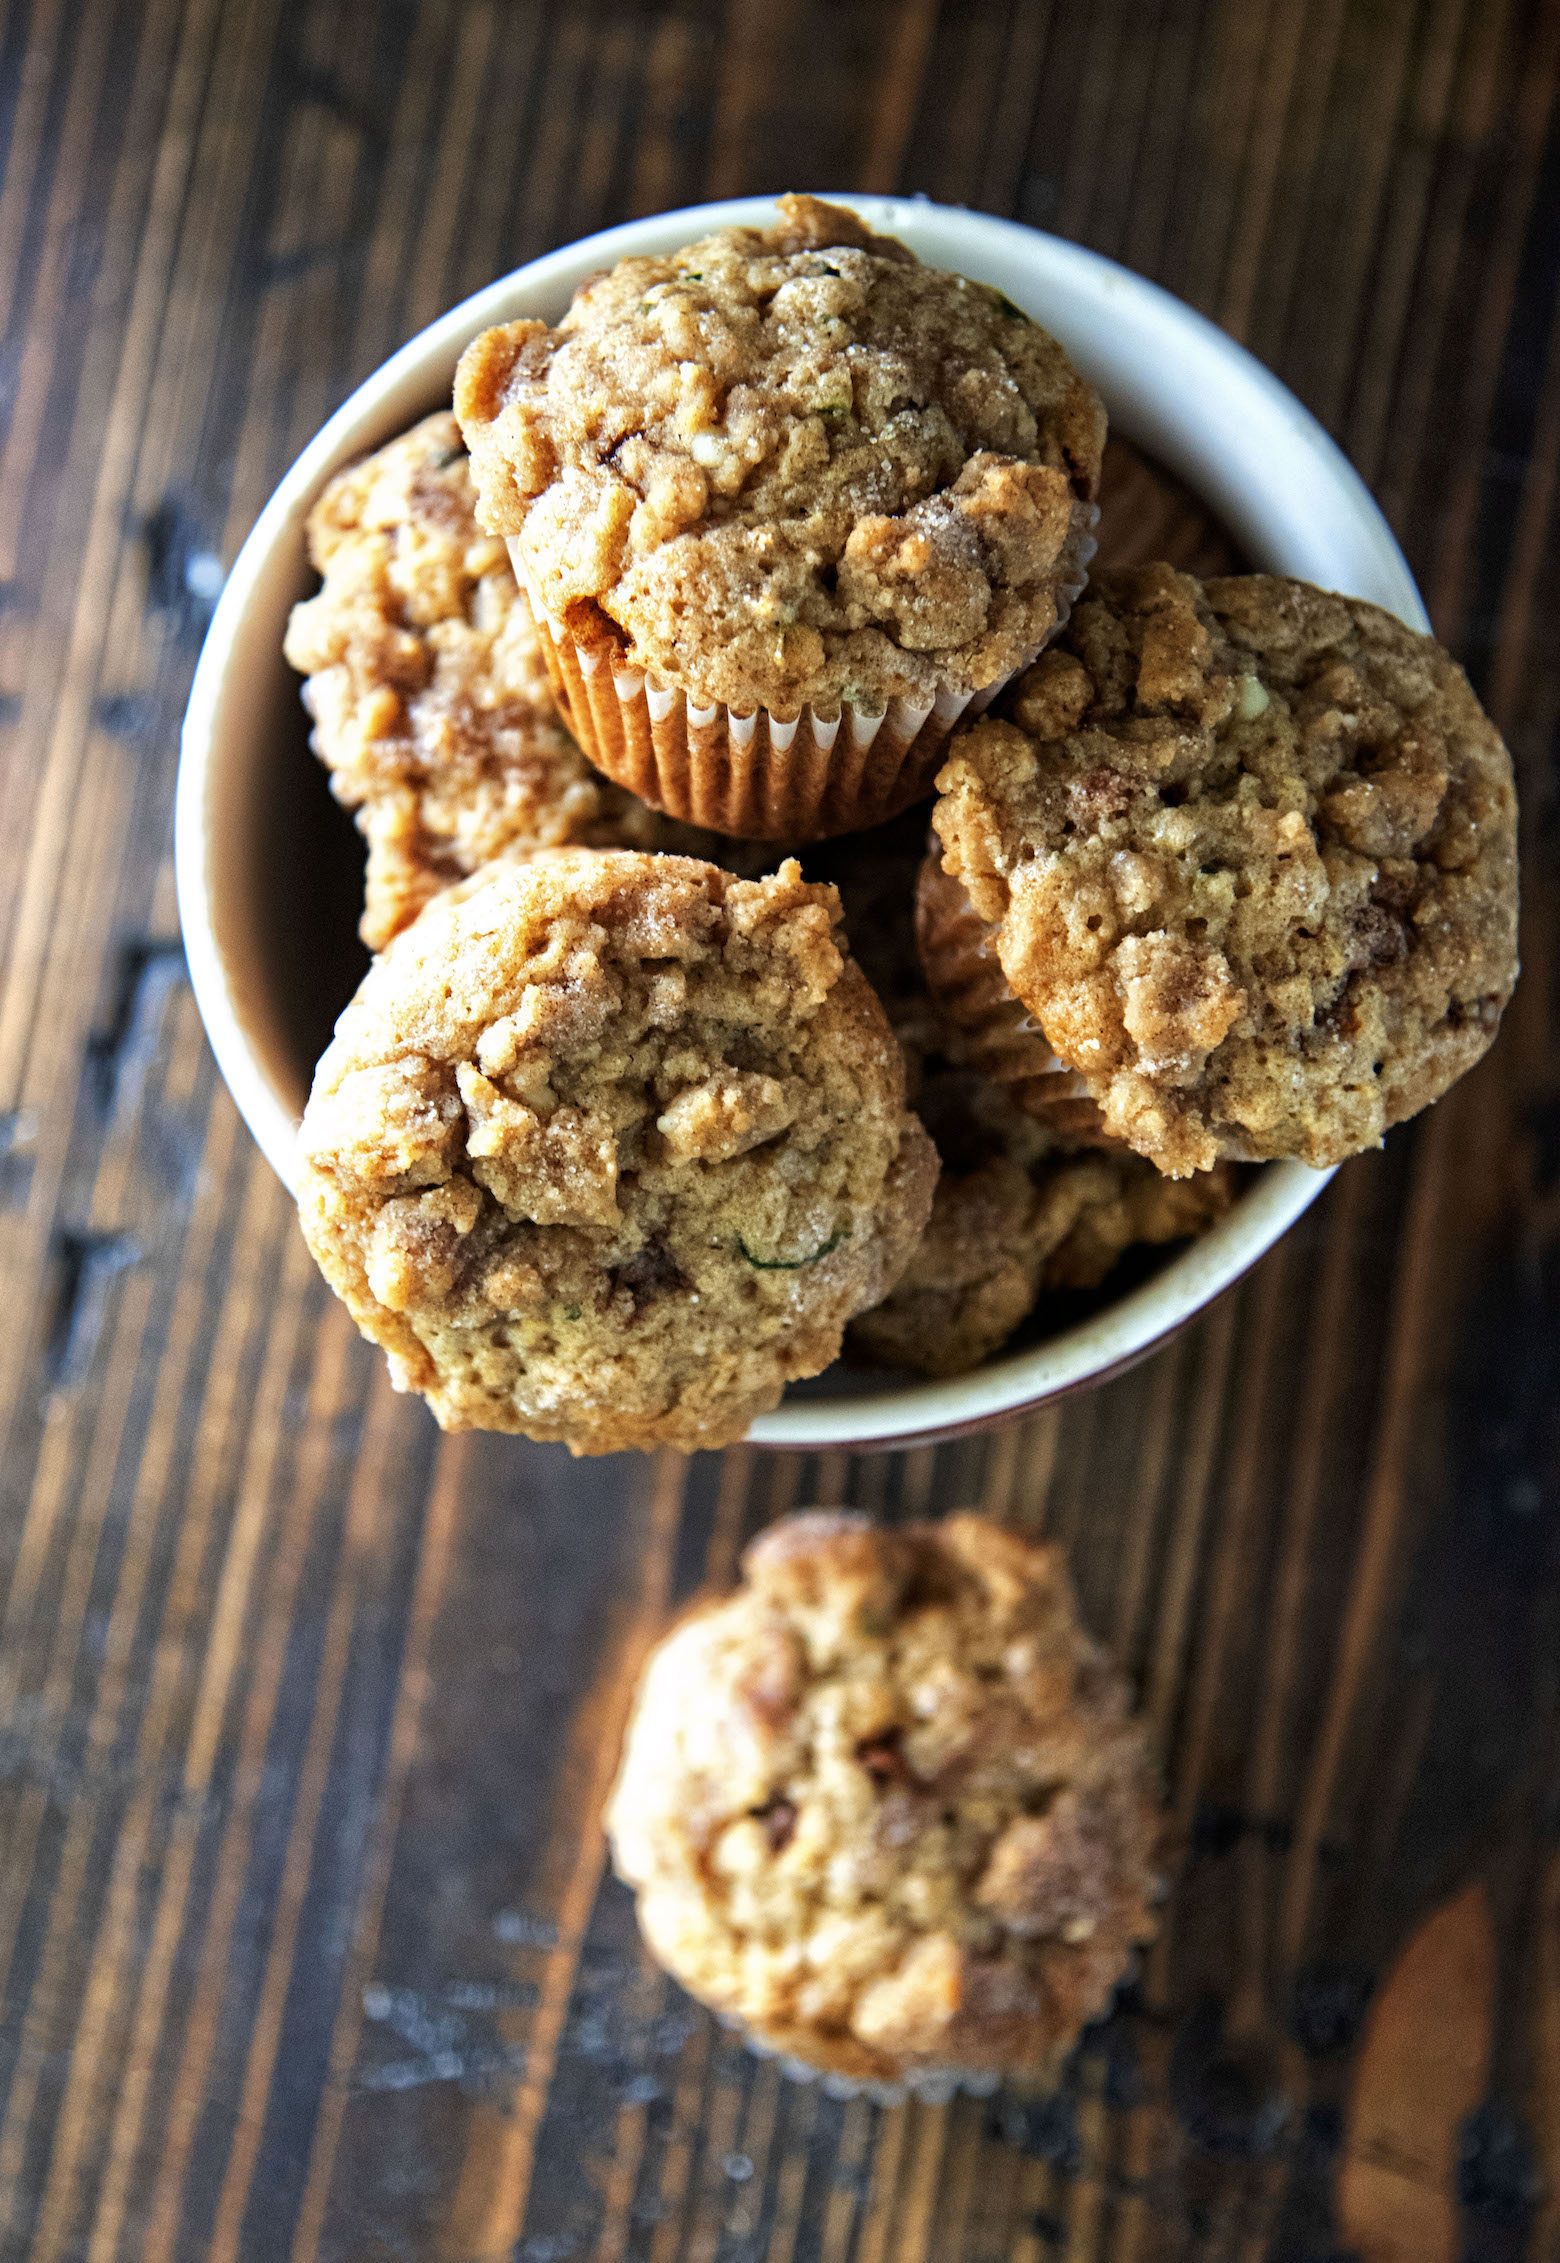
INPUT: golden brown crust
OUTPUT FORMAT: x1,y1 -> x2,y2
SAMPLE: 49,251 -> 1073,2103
606,1510 -> 1165,2084
455,194 -> 1105,714
295,851 -> 938,1454
932,566 -> 1520,1174
283,412 -> 761,947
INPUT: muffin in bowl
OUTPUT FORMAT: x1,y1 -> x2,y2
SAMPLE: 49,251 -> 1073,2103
455,194 -> 1104,839
176,193 -> 1438,1448
282,410 -> 780,947
294,849 -> 937,1453
930,565 -> 1520,1175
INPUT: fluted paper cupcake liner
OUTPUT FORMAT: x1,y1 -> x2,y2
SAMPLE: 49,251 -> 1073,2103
915,853 -> 1120,1149
510,519 -> 1095,842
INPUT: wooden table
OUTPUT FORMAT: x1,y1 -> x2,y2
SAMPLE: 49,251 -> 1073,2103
2,3 -> 1556,2256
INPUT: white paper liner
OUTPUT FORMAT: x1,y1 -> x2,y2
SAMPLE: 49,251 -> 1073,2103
509,520 -> 1095,841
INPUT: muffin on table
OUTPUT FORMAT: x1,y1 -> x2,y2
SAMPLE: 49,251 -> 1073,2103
606,1510 -> 1165,2096
295,850 -> 937,1454
931,564 -> 1520,1175
283,411 -> 770,948
454,193 -> 1105,840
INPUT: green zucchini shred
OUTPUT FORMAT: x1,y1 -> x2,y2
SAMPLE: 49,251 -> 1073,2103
739,1230 -> 849,1270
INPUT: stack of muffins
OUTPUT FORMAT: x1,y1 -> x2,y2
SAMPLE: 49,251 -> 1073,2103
285,194 -> 1518,1456
281,195 -> 1520,2095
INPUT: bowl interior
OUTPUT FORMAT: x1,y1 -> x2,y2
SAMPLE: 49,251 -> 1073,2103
177,195 -> 1428,1450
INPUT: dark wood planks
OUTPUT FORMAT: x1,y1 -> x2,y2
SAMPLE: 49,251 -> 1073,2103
0,1 -> 1556,2256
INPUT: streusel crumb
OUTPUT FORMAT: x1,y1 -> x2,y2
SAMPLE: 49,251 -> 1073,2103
284,412 -> 754,946
849,1069 -> 1235,1376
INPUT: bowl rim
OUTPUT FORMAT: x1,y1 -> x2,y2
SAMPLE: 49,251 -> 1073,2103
175,191 -> 1429,1453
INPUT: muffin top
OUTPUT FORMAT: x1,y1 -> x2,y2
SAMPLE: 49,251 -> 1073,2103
606,1510 -> 1163,2084
455,194 -> 1105,714
933,566 -> 1520,1174
283,413 -> 747,947
850,1067 -> 1235,1377
296,850 -> 937,1455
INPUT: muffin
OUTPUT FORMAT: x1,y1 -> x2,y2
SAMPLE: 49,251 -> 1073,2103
849,1069 -> 1235,1377
455,193 -> 1105,839
932,565 -> 1520,1175
606,1511 -> 1165,2094
283,412 -> 770,947
295,850 -> 937,1454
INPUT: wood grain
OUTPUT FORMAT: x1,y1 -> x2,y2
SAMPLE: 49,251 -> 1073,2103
0,2 -> 1556,2256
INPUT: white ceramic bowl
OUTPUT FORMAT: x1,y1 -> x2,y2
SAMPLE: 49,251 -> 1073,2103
176,193 -> 1428,1452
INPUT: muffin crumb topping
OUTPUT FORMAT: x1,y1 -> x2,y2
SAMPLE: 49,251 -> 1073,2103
933,565 -> 1520,1173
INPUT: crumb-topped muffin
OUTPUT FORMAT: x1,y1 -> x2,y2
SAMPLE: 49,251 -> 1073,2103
849,1069 -> 1235,1376
457,195 -> 1103,712
283,412 -> 743,946
606,1511 -> 1164,2089
933,566 -> 1520,1174
455,194 -> 1105,837
295,850 -> 937,1454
